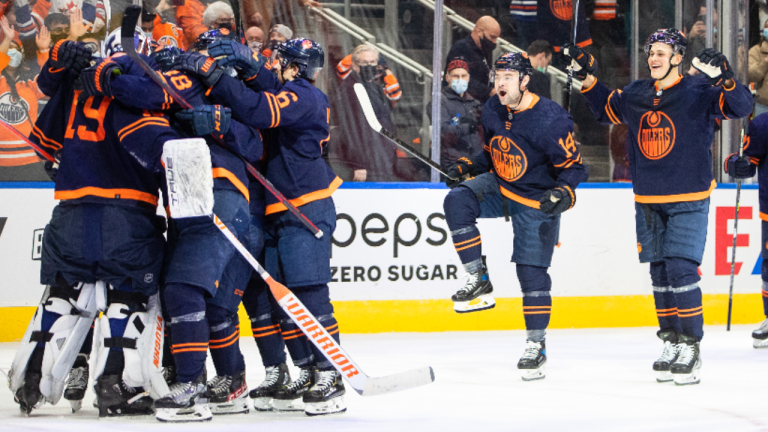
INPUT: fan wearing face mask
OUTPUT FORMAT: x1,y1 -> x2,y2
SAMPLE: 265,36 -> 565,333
426,57 -> 483,173
749,18 -> 768,116
444,15 -> 500,104
0,15 -> 51,170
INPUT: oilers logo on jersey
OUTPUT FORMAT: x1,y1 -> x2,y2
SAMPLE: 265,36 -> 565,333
550,0 -> 573,20
489,135 -> 527,182
638,111 -> 675,160
0,92 -> 30,125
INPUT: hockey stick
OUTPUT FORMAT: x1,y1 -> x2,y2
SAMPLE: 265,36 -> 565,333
211,214 -> 435,396
727,125 -> 748,331
0,117 -> 55,163
563,0 -> 579,113
353,82 -> 453,179
121,5 -> 323,239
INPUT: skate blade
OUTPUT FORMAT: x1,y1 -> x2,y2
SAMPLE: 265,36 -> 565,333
156,404 -> 212,422
252,397 -> 274,412
272,398 -> 305,412
305,395 -> 347,416
753,337 -> 768,349
453,295 -> 496,314
519,364 -> 546,381
69,399 -> 83,413
672,368 -> 701,386
655,370 -> 673,383
210,398 -> 249,415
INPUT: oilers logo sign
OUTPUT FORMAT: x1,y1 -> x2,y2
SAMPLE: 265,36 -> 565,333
0,92 -> 29,125
637,110 -> 676,160
490,136 -> 527,182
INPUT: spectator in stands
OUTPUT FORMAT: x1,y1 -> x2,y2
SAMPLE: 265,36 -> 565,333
526,39 -> 552,99
245,25 -> 263,52
50,0 -> 106,34
333,44 -> 399,182
750,18 -> 768,116
66,8 -> 90,42
427,57 -> 483,172
203,1 -> 235,31
176,0 -> 207,47
141,6 -> 186,50
510,0 -> 537,49
44,13 -> 70,45
0,16 -> 49,168
445,15 -> 500,104
261,23 -> 291,59
337,52 -> 402,107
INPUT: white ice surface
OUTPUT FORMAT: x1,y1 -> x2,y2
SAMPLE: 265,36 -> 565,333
0,326 -> 766,432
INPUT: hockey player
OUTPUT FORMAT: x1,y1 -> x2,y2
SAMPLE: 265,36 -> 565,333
12,39 -> 173,416
724,115 -> 768,349
441,52 -> 586,381
81,35 -> 262,420
176,37 -> 345,415
569,29 -> 753,385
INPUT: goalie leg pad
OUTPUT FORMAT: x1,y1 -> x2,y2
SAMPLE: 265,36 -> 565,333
10,281 -> 101,406
162,138 -> 214,219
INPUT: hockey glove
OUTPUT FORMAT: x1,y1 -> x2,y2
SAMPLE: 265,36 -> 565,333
174,105 -> 232,137
561,43 -> 597,79
692,48 -> 734,86
539,184 -> 575,215
79,59 -> 123,99
724,153 -> 756,179
50,40 -> 92,75
170,52 -> 224,88
208,39 -> 267,81
445,157 -> 474,189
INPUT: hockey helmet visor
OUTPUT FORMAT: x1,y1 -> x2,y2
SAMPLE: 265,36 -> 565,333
276,38 -> 325,81
490,51 -> 533,84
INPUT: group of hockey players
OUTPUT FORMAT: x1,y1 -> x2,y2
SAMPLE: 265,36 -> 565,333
10,15 -> 344,421
6,2 -> 768,421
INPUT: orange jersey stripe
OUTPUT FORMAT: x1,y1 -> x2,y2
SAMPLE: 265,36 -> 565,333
211,167 -> 250,202
265,176 -> 343,215
54,187 -> 159,206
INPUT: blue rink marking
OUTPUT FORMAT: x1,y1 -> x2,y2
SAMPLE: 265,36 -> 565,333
0,181 -> 758,190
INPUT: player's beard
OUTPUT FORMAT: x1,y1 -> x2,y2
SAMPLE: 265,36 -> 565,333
498,86 -> 522,107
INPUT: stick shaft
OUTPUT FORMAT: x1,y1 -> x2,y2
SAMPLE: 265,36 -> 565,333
727,125 -> 747,331
0,118 -> 55,163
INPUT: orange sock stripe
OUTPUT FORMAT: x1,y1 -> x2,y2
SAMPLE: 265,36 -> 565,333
171,347 -> 209,354
171,342 -> 208,348
455,240 -> 482,252
763,290 -> 768,297
677,306 -> 703,313
324,323 -> 339,331
252,324 -> 280,332
209,330 -> 239,344
655,308 -> 678,313
453,235 -> 481,247
281,328 -> 303,336
522,306 -> 552,310
523,311 -> 552,315
254,329 -> 281,338
283,333 -> 306,340
210,337 -> 240,350
656,312 -> 678,317
328,329 -> 340,335
678,310 -> 703,318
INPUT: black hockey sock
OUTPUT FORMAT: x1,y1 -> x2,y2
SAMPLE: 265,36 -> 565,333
207,306 -> 244,377
80,323 -> 94,356
653,288 -> 681,333
310,314 -> 340,370
674,285 -> 704,341
103,351 -> 125,376
522,294 -> 551,336
762,280 -> 768,318
243,277 -> 287,367
444,187 -> 483,273
280,318 -> 315,368
165,283 -> 209,383
451,227 -> 483,273
294,285 -> 338,370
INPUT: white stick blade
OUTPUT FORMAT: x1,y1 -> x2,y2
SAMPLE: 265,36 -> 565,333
353,83 -> 383,132
362,366 -> 435,396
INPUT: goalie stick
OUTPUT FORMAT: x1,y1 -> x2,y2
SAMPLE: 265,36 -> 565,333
4,98 -> 437,397
353,83 -> 454,179
121,5 -> 323,239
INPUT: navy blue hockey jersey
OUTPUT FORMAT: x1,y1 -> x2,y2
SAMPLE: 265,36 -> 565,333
33,58 -> 177,209
582,74 -> 753,203
537,0 -> 591,51
740,113 -> 768,220
474,93 -> 587,208
208,73 -> 339,215
106,55 -> 262,202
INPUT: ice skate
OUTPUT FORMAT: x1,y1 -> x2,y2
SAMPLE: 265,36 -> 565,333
162,365 -> 177,386
207,370 -> 248,415
303,369 -> 346,416
671,334 -> 701,386
517,340 -> 546,381
452,257 -> 495,313
653,330 -> 679,382
272,366 -> 314,411
155,373 -> 211,422
752,318 -> 768,348
14,370 -> 43,416
249,362 -> 291,411
94,374 -> 154,418
63,354 -> 89,412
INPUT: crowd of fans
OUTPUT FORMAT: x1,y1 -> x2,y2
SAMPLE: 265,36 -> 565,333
0,0 -> 762,183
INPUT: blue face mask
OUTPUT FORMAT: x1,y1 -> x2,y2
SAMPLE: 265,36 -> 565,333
536,66 -> 547,73
451,78 -> 468,94
763,29 -> 768,40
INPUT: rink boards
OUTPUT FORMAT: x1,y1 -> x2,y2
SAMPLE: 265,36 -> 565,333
0,182 -> 765,340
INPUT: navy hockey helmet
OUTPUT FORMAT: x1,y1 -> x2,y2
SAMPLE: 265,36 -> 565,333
151,46 -> 184,72
644,28 -> 687,57
276,38 -> 325,81
194,28 -> 236,52
490,51 -> 533,83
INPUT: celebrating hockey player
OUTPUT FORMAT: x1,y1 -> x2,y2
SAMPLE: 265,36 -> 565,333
441,52 -> 587,381
569,28 -> 753,385
11,38 -> 173,416
724,114 -> 768,349
174,36 -> 345,415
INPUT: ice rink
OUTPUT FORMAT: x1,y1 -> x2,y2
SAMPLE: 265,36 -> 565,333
0,326 -> 766,432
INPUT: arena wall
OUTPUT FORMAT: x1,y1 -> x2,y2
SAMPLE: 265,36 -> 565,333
0,182 -> 764,341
